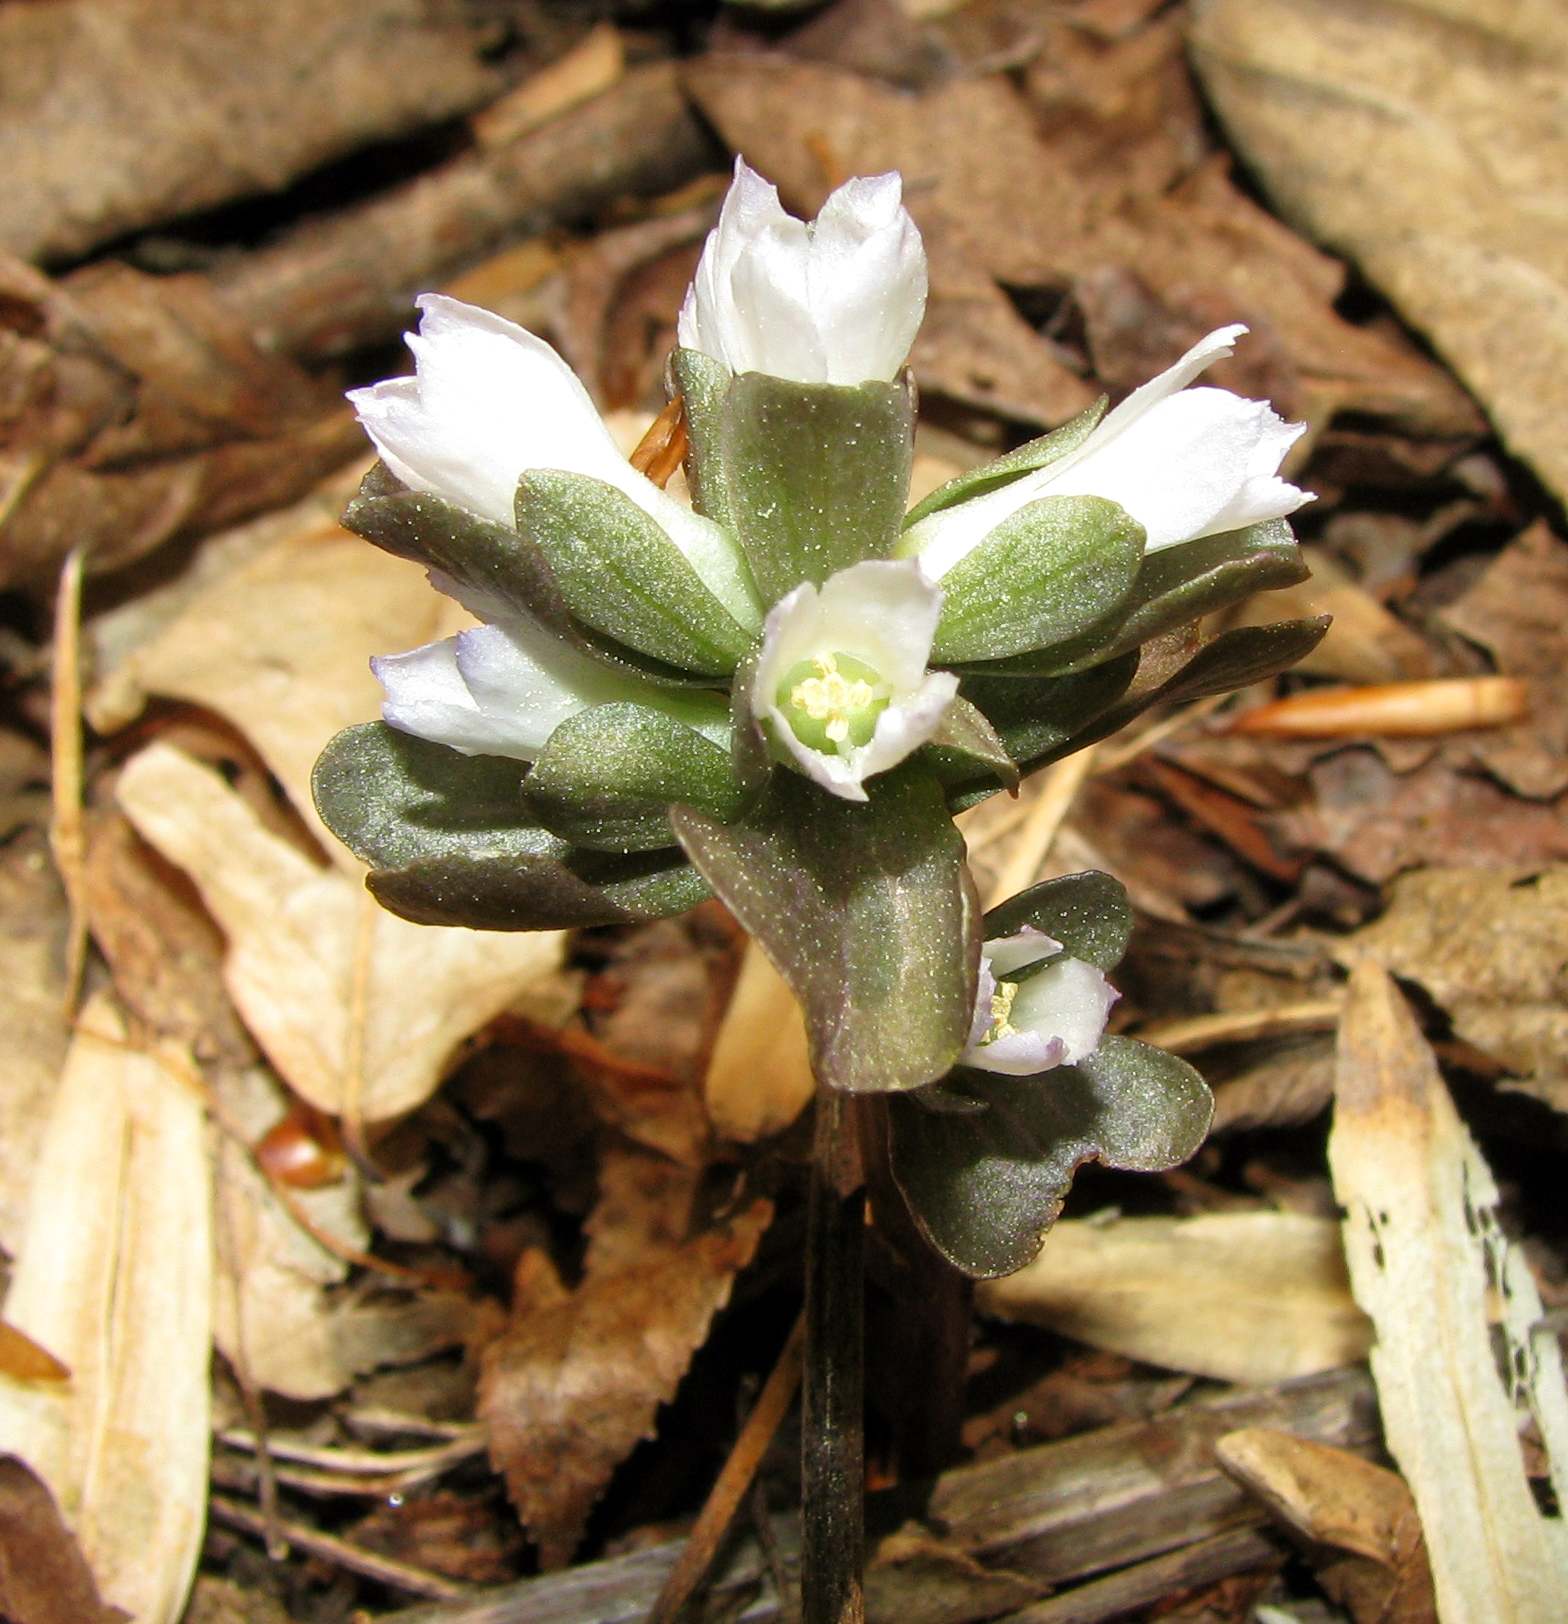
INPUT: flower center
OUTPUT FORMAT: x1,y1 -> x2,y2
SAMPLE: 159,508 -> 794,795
979,979 -> 1019,1046
777,652 -> 889,754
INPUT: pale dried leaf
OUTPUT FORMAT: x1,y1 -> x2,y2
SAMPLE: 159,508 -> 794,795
116,743 -> 563,1121
1190,0 -> 1568,505
1329,961 -> 1568,1621
87,506 -> 469,860
0,994 -> 211,1624
977,1212 -> 1372,1384
705,939 -> 814,1142
0,829 -> 69,1258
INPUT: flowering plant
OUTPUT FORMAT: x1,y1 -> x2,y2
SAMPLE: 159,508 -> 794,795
314,159 -> 1322,1281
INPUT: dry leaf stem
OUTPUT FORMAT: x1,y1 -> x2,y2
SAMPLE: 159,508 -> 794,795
645,1312 -> 806,1624
208,1493 -> 472,1602
802,1088 -> 866,1624
48,545 -> 87,1013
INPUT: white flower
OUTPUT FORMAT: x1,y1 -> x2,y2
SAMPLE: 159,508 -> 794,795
901,325 -> 1312,581
678,160 -> 927,386
753,559 -> 958,802
349,293 -> 759,628
962,928 -> 1119,1076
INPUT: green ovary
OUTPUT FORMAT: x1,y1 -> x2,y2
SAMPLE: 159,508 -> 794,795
776,652 -> 890,754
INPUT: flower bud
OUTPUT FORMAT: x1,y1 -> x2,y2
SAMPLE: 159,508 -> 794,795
678,160 -> 927,386
963,928 -> 1118,1075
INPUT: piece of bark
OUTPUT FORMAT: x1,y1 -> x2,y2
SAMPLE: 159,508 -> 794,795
1216,1427 -> 1436,1624
1328,961 -> 1568,1619
372,1367 -> 1375,1624
0,63 -> 715,591
210,61 -> 713,363
0,0 -> 510,266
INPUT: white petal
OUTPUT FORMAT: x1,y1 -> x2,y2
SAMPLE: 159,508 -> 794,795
679,159 -> 926,385
374,616 -> 669,762
982,928 -> 1063,977
1037,389 -> 1308,552
963,956 -> 1118,1076
903,323 -> 1310,578
352,296 -> 760,628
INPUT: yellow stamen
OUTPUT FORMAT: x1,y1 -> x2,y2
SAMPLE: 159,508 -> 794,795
981,980 -> 1019,1046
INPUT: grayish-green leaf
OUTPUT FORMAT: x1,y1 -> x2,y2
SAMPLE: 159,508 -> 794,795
718,373 -> 914,603
931,495 -> 1145,664
983,871 -> 1132,970
924,696 -> 1019,792
344,469 -> 715,688
902,398 -> 1109,528
368,846 -> 711,932
524,702 -> 744,852
950,654 -> 1139,809
313,722 -> 544,870
670,348 -> 736,533
518,470 -> 755,676
997,519 -> 1308,677
888,1036 -> 1213,1278
672,762 -> 978,1093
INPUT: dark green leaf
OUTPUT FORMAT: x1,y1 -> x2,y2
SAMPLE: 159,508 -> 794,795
517,471 -> 755,677
367,846 -> 711,931
902,398 -> 1108,528
988,519 -> 1308,678
888,1036 -> 1213,1278
670,348 -> 736,533
313,722 -> 543,870
672,762 -> 978,1093
982,871 -> 1132,970
718,373 -> 914,603
924,697 -> 1019,791
948,654 -> 1138,809
930,496 -> 1144,664
992,618 -> 1330,789
524,703 -> 743,852
344,470 -> 714,688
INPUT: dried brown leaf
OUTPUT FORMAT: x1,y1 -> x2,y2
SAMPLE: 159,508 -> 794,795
480,1150 -> 772,1567
1191,0 -> 1568,507
1439,522 -> 1568,798
1216,1427 -> 1436,1624
705,939 -> 815,1143
1336,866 -> 1568,1112
1275,748 -> 1568,886
115,743 -> 562,1122
0,1457 -> 126,1624
977,1212 -> 1372,1385
1329,962 -> 1568,1618
685,54 -> 1478,439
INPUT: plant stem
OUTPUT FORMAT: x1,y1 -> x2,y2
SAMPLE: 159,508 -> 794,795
801,1085 -> 865,1624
